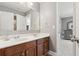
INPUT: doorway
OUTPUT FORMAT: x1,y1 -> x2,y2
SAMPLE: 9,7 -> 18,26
57,2 -> 76,56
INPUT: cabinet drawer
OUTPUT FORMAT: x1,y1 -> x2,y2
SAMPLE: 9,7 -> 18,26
25,41 -> 36,48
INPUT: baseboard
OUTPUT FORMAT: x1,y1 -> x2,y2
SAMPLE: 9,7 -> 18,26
48,50 -> 56,56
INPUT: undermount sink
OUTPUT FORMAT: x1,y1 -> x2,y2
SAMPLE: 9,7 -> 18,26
0,33 -> 48,42
5,35 -> 35,41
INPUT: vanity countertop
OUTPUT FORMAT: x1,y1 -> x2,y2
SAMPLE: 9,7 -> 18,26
0,33 -> 49,49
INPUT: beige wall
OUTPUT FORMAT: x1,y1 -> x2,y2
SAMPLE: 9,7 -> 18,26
40,2 -> 57,52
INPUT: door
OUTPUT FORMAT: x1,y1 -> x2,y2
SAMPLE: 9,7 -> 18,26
57,2 -> 76,56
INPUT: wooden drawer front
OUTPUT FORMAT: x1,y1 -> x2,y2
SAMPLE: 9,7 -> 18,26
26,41 -> 36,48
37,39 -> 44,44
5,44 -> 24,55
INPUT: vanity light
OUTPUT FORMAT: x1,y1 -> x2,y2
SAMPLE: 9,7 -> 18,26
29,2 -> 33,6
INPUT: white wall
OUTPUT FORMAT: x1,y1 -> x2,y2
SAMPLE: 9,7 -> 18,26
31,11 -> 40,31
0,11 -> 14,31
25,3 -> 40,31
17,14 -> 26,31
40,2 -> 57,52
0,11 -> 26,32
25,13 -> 31,30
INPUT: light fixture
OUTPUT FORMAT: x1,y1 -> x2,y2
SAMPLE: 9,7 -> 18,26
27,2 -> 33,6
30,2 -> 33,6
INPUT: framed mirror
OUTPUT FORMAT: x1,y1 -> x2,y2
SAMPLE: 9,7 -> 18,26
0,2 -> 40,35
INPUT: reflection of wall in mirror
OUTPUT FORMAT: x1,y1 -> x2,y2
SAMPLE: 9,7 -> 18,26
0,11 -> 14,31
31,11 -> 40,31
16,14 -> 26,31
25,13 -> 31,31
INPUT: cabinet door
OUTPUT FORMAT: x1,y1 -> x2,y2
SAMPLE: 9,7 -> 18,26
43,42 -> 49,55
5,44 -> 25,56
10,51 -> 25,56
0,11 -> 14,31
5,49 -> 25,56
37,44 -> 44,56
43,37 -> 49,55
25,47 -> 36,56
0,49 -> 4,56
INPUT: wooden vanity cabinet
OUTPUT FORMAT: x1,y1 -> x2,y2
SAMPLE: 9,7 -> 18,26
25,41 -> 36,56
25,47 -> 36,56
36,37 -> 49,56
4,43 -> 25,56
43,37 -> 49,55
36,39 -> 44,56
0,49 -> 5,56
0,37 -> 49,56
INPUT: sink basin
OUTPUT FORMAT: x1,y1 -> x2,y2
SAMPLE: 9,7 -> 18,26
5,35 -> 35,41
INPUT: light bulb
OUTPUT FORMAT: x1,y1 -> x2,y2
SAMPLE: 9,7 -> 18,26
27,2 -> 33,6
30,2 -> 33,6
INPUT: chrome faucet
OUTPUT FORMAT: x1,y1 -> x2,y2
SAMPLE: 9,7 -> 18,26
14,35 -> 20,39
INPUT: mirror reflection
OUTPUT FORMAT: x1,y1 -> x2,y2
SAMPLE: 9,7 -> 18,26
0,2 -> 40,35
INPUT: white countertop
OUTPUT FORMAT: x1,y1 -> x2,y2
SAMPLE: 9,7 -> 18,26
0,33 -> 49,49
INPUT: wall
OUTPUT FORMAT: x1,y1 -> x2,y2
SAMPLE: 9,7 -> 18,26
0,11 -> 14,31
25,2 -> 40,31
40,2 -> 57,52
31,3 -> 40,31
17,14 -> 26,31
31,11 -> 40,31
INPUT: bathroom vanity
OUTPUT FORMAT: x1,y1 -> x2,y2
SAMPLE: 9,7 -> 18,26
0,3 -> 49,56
0,33 -> 49,56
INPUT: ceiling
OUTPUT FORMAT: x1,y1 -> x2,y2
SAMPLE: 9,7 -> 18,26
0,2 -> 32,13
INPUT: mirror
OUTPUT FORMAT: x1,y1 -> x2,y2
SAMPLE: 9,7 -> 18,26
0,2 -> 40,35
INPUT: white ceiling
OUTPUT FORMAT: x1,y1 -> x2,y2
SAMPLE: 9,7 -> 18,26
0,2 -> 31,13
